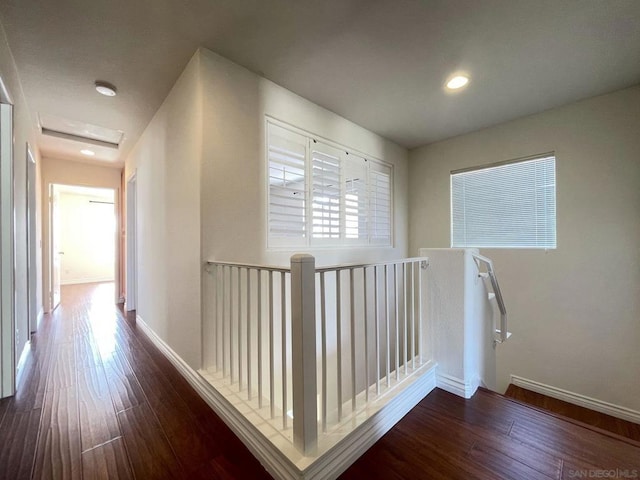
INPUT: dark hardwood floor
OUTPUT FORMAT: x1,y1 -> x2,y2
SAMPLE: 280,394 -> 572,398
0,283 -> 269,480
505,384 -> 640,442
342,387 -> 640,480
1,282 -> 638,479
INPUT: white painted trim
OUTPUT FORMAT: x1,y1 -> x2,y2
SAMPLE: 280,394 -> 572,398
0,75 -> 13,105
16,341 -> 30,377
0,103 -> 15,398
510,375 -> 640,425
61,277 -> 115,286
37,308 -> 43,329
63,277 -> 115,285
135,314 -> 300,479
125,174 -> 137,312
303,366 -> 436,480
436,371 -> 480,399
134,313 -> 437,479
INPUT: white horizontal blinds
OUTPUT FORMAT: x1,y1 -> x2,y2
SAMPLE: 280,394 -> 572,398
369,162 -> 392,245
268,124 -> 307,245
451,155 -> 556,248
311,142 -> 342,239
344,154 -> 368,241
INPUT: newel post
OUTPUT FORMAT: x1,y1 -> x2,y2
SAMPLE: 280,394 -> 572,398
290,254 -> 317,454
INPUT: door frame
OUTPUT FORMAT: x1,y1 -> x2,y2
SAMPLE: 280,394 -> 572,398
125,172 -> 137,311
26,143 -> 38,334
0,100 -> 15,398
47,183 -> 121,308
49,184 -> 61,311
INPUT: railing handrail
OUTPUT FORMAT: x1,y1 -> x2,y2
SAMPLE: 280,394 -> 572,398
471,253 -> 508,343
206,259 -> 290,273
206,257 -> 429,274
315,256 -> 429,273
204,253 -> 429,455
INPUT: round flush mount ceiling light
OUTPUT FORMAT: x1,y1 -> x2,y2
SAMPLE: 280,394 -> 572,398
445,74 -> 470,91
80,149 -> 95,156
95,81 -> 117,97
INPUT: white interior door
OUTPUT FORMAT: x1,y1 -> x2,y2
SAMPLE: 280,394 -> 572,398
50,185 -> 61,310
0,102 -> 15,398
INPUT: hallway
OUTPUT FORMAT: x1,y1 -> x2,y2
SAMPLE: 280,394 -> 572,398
1,283 -> 638,479
0,283 -> 269,479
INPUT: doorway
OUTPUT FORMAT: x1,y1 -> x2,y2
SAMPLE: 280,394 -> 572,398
125,174 -> 137,311
0,101 -> 15,397
49,184 -> 118,309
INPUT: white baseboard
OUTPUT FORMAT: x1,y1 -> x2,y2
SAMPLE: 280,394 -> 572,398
135,315 -> 301,479
16,341 -> 31,378
510,375 -> 640,425
61,276 -> 114,286
436,371 -> 480,399
303,365 -> 436,480
134,314 -> 437,479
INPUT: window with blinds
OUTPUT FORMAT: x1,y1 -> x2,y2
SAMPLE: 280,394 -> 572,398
369,163 -> 392,245
451,154 -> 556,249
344,154 -> 368,241
311,142 -> 342,239
267,123 -> 307,246
267,120 -> 393,247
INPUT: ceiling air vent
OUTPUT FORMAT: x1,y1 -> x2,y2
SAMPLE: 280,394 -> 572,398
38,113 -> 123,150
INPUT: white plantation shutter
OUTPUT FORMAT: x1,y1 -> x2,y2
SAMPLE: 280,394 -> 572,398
344,154 -> 368,242
266,119 -> 394,247
311,142 -> 342,240
369,162 -> 392,245
268,123 -> 307,245
451,155 -> 556,248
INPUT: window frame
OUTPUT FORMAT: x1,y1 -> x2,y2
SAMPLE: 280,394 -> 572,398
450,153 -> 557,250
266,117 -> 394,250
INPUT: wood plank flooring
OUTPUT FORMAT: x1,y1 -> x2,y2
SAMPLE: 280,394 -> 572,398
1,282 -> 638,479
505,384 -> 640,442
342,388 -> 640,479
0,283 -> 269,480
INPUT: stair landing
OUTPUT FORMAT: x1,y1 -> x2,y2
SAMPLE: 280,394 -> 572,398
342,387 -> 640,479
505,384 -> 640,443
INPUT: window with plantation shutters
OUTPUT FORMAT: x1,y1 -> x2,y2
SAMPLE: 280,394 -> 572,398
311,142 -> 342,239
451,154 -> 556,249
267,123 -> 307,246
344,154 -> 368,241
266,119 -> 393,248
369,163 -> 392,244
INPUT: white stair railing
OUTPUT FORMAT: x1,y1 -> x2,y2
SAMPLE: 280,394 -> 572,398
315,257 -> 429,433
471,253 -> 510,344
204,255 -> 431,455
204,260 -> 293,428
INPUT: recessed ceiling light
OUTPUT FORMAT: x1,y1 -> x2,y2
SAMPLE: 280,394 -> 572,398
80,149 -> 95,156
95,81 -> 117,97
446,75 -> 470,90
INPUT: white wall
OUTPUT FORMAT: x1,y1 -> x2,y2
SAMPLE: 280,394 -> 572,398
197,48 -> 410,402
0,20 -> 42,384
59,191 -> 115,285
124,53 -> 202,369
41,157 -> 122,311
199,48 -> 409,268
409,85 -> 640,411
125,47 -> 409,372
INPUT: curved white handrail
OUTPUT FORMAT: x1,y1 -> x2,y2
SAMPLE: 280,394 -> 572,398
472,253 -> 509,344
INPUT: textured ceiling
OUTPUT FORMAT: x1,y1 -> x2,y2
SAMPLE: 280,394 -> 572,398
1,0 -> 639,166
